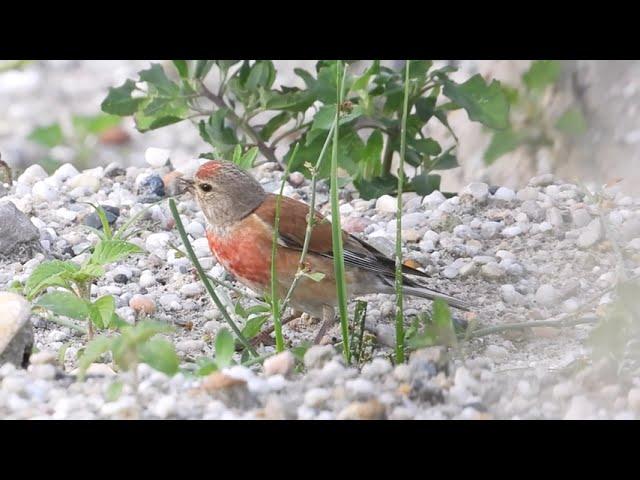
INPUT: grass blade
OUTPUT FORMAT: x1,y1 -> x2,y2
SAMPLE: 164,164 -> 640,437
169,198 -> 257,357
330,60 -> 351,364
395,60 -> 411,363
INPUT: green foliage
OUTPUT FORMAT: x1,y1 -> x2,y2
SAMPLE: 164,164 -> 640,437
483,60 -> 587,165
102,60 -> 510,198
27,205 -> 144,336
27,113 -> 123,172
78,320 -> 180,379
405,299 -> 457,349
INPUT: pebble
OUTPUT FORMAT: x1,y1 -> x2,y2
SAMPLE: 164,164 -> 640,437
628,388 -> 640,411
535,284 -> 558,307
145,147 -> 171,168
52,163 -> 80,182
572,208 -> 592,228
180,282 -> 203,297
129,295 -> 156,316
159,294 -> 182,311
500,284 -> 526,305
304,345 -> 335,370
516,187 -> 539,201
137,174 -> 165,201
462,182 -> 489,202
68,173 -> 100,192
481,263 -> 504,279
263,351 -> 295,377
422,190 -> 446,208
139,270 -> 157,288
32,181 -> 58,202
501,225 -> 522,237
17,164 -> 48,186
492,187 -> 515,202
0,292 -> 33,368
530,174 -> 554,187
375,195 -> 397,213
576,219 -> 602,248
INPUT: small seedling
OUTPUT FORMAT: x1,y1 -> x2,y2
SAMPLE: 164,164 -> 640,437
404,299 -> 457,351
193,328 -> 237,376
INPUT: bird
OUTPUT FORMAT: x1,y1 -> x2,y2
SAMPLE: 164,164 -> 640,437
179,159 -> 470,343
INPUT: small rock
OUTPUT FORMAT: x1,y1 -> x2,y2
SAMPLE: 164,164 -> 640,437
572,208 -> 592,228
32,180 -> 58,202
576,219 -> 602,249
0,292 -> 33,368
304,388 -> 331,408
176,339 -> 205,354
139,270 -> 157,288
492,187 -> 515,202
485,344 -> 508,361
627,388 -> 640,411
547,207 -> 564,227
303,345 -> 335,370
500,285 -> 526,305
530,174 -> 554,187
29,350 -> 57,366
202,371 -> 247,391
68,173 -> 100,192
263,351 -> 295,377
480,221 -> 501,239
159,293 -> 181,311
138,174 -> 165,202
516,187 -> 539,202
129,295 -> 156,316
0,201 -> 41,260
481,263 -> 504,280
83,205 -> 120,230
564,395 -> 596,419
375,195 -> 397,213
180,282 -> 203,298
501,225 -> 522,237
104,163 -> 126,178
462,182 -> 489,202
145,147 -> 171,168
99,126 -> 130,145
535,284 -> 558,307
52,163 -> 80,182
288,172 -> 305,187
422,190 -> 446,208
150,395 -> 176,419
17,164 -> 48,186
337,400 -> 386,420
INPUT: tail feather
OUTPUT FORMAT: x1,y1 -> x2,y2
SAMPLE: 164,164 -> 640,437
401,285 -> 471,311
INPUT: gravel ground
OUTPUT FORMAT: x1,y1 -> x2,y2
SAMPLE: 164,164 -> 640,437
1,155 -> 640,419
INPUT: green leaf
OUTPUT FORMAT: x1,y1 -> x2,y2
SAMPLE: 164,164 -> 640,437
198,109 -> 239,155
195,357 -> 218,376
260,112 -> 291,141
78,336 -> 113,379
555,107 -> 587,135
246,60 -> 276,90
359,130 -> 383,179
139,338 -> 180,376
432,298 -> 456,347
413,138 -> 442,156
194,60 -> 215,79
84,203 -> 112,239
266,89 -> 315,112
415,96 -> 437,122
88,295 -> 116,329
522,60 -> 561,91
405,60 -> 433,80
172,60 -> 189,78
215,60 -> 240,72
72,114 -> 121,136
351,60 -> 380,91
302,271 -> 326,282
26,260 -> 79,299
36,291 -> 90,320
214,328 -> 235,369
105,380 -> 123,402
101,79 -> 143,116
410,173 -> 441,196
90,240 -> 144,266
484,129 -> 526,165
241,315 -> 269,340
129,320 -> 174,344
431,147 -> 459,170
442,74 -> 510,130
353,174 -> 398,200
239,147 -> 259,170
139,63 -> 178,95
28,124 -> 64,148
71,264 -> 105,284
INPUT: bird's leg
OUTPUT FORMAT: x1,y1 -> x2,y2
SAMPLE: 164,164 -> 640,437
313,306 -> 336,345
250,311 -> 302,347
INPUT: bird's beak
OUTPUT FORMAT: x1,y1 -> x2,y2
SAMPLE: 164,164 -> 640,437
177,177 -> 195,195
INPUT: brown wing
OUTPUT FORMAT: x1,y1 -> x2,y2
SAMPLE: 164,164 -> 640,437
253,194 -> 429,280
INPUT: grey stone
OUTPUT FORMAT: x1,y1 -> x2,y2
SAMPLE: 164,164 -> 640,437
0,201 -> 41,260
0,292 -> 33,368
576,219 -> 602,248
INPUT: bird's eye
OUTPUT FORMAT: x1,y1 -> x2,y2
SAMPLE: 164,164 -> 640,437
199,183 -> 213,192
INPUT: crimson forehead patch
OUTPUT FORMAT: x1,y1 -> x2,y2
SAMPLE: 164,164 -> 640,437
195,161 -> 224,179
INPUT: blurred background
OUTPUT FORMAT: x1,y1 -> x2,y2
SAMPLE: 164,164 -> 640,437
1,60 -> 639,193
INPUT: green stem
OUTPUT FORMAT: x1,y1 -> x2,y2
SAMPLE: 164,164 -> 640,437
271,144 -> 299,352
330,61 -> 351,364
169,199 -> 257,357
395,60 -> 411,363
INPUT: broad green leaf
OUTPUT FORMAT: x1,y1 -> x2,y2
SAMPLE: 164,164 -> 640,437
238,147 -> 259,170
26,260 -> 79,298
260,112 -> 291,141
72,264 -> 105,284
101,79 -> 143,116
413,138 -> 442,156
72,114 -> 121,135
415,96 -> 437,122
88,295 -> 116,329
442,74 -> 510,130
139,63 -> 179,96
128,320 -> 174,344
105,380 -> 123,402
359,130 -> 383,179
241,315 -> 269,340
430,147 -> 458,170
198,109 -> 239,155
77,336 -> 113,378
36,291 -> 90,320
405,60 -> 433,80
294,68 -> 316,89
28,124 -> 64,148
353,174 -> 398,200
555,107 -> 587,135
522,60 -> 561,92
214,328 -> 234,368
410,173 -> 441,196
266,89 -> 315,112
172,60 -> 189,78
139,338 -> 180,376
195,357 -> 218,376
90,240 -> 144,266
246,60 -> 275,90
484,129 -> 526,165
432,298 -> 456,347
351,60 -> 380,91
194,60 -> 215,79
215,60 -> 240,72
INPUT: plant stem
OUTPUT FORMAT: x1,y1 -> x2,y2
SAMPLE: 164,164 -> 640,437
382,137 -> 394,176
271,144 -> 299,352
330,61 -> 351,364
47,315 -> 88,334
462,315 -> 598,339
198,80 -> 280,167
394,60 -> 411,364
280,121 -> 336,312
169,199 -> 257,357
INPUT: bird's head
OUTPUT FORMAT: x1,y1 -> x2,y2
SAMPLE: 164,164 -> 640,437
181,160 -> 266,227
